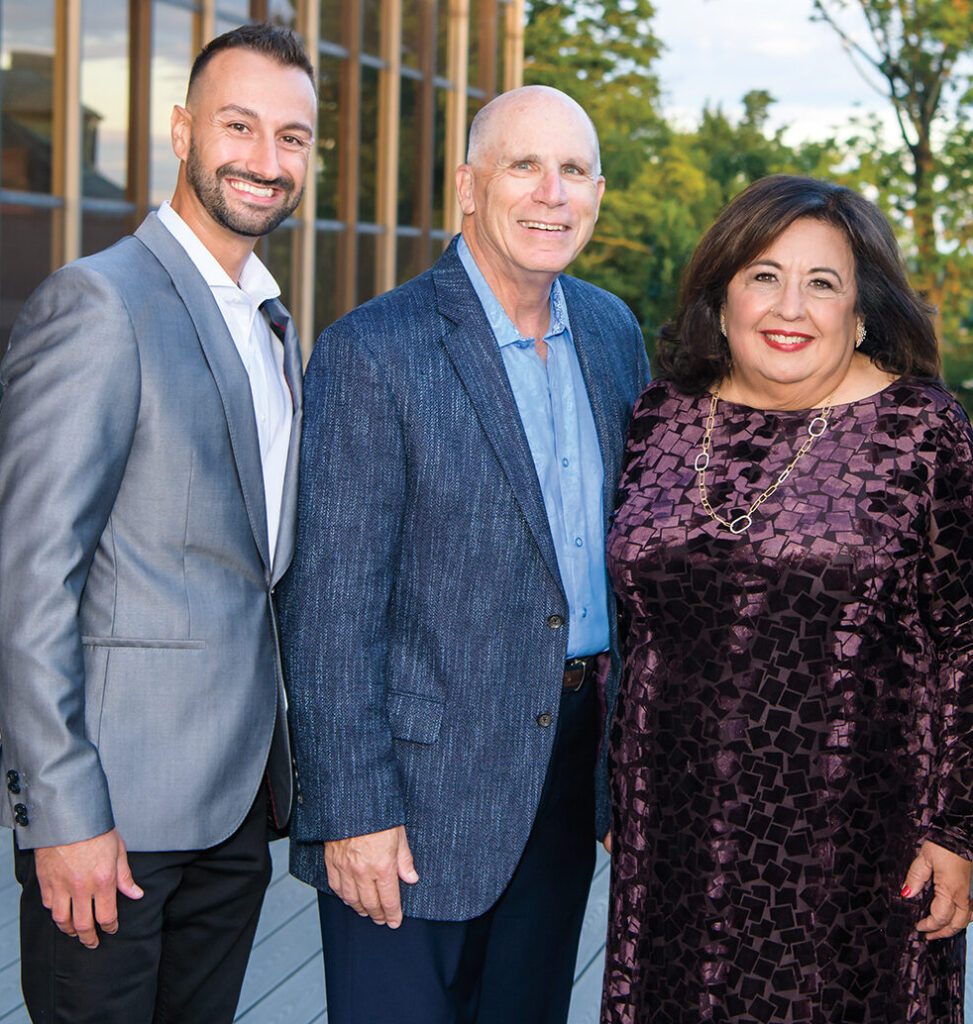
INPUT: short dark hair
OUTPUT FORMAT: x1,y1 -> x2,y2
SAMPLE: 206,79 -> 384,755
187,23 -> 315,100
657,174 -> 940,393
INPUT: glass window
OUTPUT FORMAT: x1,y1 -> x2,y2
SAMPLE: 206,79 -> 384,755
400,0 -> 428,71
467,0 -> 481,89
264,225 -> 295,313
431,87 -> 448,230
362,0 -> 382,57
214,1 -> 250,20
314,228 -> 342,337
320,0 -> 343,46
81,0 -> 129,199
150,3 -> 195,206
397,76 -> 420,226
359,64 -> 380,224
316,55 -> 342,221
82,208 -> 137,258
1,203 -> 54,355
268,0 -> 298,28
1,0 -> 56,194
356,230 -> 377,305
436,0 -> 449,78
396,232 -> 424,286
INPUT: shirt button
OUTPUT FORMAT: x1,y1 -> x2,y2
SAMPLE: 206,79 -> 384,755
546,614 -> 564,629
575,537 -> 583,547
536,712 -> 553,727
561,457 -> 569,467
581,608 -> 588,619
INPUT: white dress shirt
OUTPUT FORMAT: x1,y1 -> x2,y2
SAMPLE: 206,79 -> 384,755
157,201 -> 292,564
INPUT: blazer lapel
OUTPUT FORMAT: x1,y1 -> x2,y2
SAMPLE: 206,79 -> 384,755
261,297 -> 303,584
134,214 -> 271,571
434,240 -> 562,590
562,278 -> 623,527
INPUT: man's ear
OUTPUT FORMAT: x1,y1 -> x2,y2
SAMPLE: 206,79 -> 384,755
171,105 -> 192,162
455,165 -> 475,216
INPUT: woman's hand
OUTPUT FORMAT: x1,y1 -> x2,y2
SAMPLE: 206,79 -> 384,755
901,840 -> 972,939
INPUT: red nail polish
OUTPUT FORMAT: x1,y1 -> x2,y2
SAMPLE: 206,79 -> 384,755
901,885 -> 912,898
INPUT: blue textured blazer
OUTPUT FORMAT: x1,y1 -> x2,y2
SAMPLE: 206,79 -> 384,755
279,237 -> 649,921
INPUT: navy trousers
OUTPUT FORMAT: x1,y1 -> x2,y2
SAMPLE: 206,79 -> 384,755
318,682 -> 599,1024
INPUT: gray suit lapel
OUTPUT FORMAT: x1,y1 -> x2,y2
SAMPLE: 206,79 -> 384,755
562,279 -> 622,525
134,214 -> 271,570
261,297 -> 303,584
434,241 -> 562,590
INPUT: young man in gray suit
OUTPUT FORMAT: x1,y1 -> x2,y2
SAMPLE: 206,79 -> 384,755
0,24 -> 315,1024
280,86 -> 650,1023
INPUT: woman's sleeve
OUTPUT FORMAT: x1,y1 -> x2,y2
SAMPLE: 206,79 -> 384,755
920,398 -> 973,859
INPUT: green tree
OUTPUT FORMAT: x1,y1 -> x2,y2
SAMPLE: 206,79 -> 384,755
812,0 -> 973,328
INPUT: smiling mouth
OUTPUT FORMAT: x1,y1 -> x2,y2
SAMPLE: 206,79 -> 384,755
226,178 -> 278,199
763,331 -> 814,350
519,220 -> 568,232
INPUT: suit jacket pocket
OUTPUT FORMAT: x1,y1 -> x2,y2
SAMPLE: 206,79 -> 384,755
82,636 -> 207,649
387,691 -> 444,745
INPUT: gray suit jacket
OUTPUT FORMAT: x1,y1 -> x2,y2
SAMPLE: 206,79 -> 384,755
0,213 -> 300,852
280,237 -> 649,920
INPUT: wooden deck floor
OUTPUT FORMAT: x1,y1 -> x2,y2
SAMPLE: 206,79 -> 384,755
3,838 -> 971,1022
0,839 -> 610,1023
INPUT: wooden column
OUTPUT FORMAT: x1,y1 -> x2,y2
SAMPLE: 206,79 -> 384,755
375,0 -> 402,295
294,0 -> 320,360
52,0 -> 82,269
128,0 -> 152,224
336,0 -> 362,317
442,0 -> 468,237
502,0 -> 523,91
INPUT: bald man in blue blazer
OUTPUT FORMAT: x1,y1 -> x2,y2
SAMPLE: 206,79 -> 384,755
280,85 -> 649,1024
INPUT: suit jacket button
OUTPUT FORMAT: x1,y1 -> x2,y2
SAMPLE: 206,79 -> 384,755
536,712 -> 553,727
13,803 -> 28,826
6,770 -> 20,794
546,614 -> 564,629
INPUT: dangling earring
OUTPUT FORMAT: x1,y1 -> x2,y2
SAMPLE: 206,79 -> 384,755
719,309 -> 727,337
855,320 -> 866,348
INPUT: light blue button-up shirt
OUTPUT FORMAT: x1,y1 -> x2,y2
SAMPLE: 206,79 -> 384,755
458,236 -> 608,657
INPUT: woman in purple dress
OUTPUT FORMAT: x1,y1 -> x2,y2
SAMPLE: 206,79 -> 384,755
603,175 -> 973,1024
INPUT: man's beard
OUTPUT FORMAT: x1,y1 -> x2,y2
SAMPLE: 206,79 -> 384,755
185,138 -> 304,237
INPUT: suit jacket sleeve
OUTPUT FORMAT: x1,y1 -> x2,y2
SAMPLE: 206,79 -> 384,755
0,265 -> 141,847
279,322 -> 408,842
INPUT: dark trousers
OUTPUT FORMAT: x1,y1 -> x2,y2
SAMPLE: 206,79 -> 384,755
17,790 -> 271,1024
318,682 -> 599,1024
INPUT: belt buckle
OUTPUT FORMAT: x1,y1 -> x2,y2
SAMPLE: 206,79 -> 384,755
562,657 -> 587,692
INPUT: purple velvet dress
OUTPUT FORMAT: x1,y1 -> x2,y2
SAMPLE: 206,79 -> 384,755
603,378 -> 973,1023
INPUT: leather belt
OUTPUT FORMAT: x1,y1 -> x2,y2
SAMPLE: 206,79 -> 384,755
562,653 -> 604,692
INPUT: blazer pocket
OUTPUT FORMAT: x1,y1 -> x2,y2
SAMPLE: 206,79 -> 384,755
387,691 -> 444,745
82,636 -> 207,649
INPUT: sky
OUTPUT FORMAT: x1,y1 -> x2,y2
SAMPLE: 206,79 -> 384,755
651,0 -> 897,145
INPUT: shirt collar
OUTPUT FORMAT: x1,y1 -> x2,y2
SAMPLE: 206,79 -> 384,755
457,234 -> 571,350
156,200 -> 280,307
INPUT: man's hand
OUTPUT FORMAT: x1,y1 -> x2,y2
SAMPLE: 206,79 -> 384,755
901,839 -> 972,940
34,828 -> 143,949
324,825 -> 419,928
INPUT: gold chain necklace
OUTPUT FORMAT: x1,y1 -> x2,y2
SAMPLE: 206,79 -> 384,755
694,387 -> 835,534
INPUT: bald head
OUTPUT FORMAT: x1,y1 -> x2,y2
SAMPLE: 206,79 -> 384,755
466,86 -> 601,176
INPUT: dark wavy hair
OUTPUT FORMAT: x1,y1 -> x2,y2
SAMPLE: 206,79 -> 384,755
657,175 -> 940,393
188,23 -> 315,99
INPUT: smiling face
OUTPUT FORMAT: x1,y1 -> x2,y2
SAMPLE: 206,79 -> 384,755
169,47 -> 316,270
455,88 -> 605,302
722,217 -> 861,409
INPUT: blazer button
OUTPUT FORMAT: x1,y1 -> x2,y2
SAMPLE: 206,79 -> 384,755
536,712 -> 553,727
546,614 -> 564,629
13,803 -> 28,826
6,770 -> 20,794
